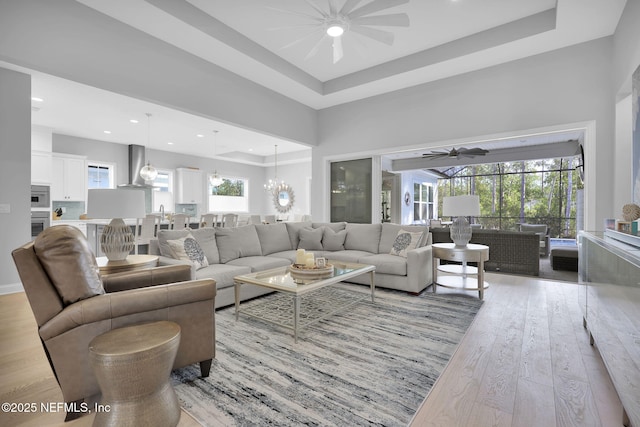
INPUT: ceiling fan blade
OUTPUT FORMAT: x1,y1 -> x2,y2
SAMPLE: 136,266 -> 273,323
351,13 -> 409,27
350,24 -> 395,45
348,0 -> 409,20
422,151 -> 449,158
266,6 -> 322,21
328,0 -> 338,16
279,27 -> 325,50
304,0 -> 329,18
340,0 -> 364,15
305,33 -> 328,60
332,35 -> 344,63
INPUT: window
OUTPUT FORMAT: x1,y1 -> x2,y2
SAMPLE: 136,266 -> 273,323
208,175 -> 249,212
153,169 -> 173,193
330,158 -> 372,223
87,162 -> 115,189
413,182 -> 434,222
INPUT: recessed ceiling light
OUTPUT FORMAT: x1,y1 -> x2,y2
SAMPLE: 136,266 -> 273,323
167,142 -> 174,145
248,148 -> 254,152
130,119 -> 139,124
197,134 -> 204,138
103,130 -> 111,134
31,97 -> 44,102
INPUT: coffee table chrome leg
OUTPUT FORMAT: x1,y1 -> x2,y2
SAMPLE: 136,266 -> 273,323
234,282 -> 241,321
293,295 -> 300,343
370,271 -> 375,302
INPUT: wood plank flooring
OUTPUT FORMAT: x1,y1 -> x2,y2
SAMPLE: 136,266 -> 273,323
0,273 -> 623,426
411,273 -> 624,427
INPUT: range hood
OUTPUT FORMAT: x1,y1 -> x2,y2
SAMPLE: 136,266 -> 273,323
119,144 -> 154,187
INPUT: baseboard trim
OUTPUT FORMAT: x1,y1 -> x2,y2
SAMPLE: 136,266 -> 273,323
0,282 -> 24,295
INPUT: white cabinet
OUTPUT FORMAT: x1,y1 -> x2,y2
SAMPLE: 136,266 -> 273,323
31,151 -> 52,184
175,168 -> 203,204
52,154 -> 86,201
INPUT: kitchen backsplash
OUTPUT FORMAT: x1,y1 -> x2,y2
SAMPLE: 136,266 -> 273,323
52,201 -> 85,220
175,203 -> 198,218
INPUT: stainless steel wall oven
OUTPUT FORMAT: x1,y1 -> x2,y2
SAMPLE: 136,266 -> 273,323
31,185 -> 50,208
31,211 -> 50,240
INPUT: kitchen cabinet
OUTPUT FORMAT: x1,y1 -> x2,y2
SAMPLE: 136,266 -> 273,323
175,168 -> 203,204
31,151 -> 52,184
52,154 -> 86,201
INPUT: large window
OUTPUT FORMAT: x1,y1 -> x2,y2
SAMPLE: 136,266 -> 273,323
87,162 -> 115,189
437,158 -> 582,238
208,175 -> 249,212
413,182 -> 434,222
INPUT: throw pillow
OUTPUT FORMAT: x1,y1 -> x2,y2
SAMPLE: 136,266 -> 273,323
34,225 -> 104,305
389,230 -> 423,257
298,227 -> 324,250
322,227 -> 347,251
167,233 -> 209,270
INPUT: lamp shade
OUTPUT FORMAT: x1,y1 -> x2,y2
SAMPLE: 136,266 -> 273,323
442,195 -> 480,217
87,189 -> 146,219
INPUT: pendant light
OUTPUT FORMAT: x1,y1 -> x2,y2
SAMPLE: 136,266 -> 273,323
264,144 -> 286,194
139,113 -> 158,182
209,130 -> 223,187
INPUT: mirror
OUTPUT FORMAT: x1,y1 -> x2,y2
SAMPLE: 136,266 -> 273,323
273,185 -> 295,213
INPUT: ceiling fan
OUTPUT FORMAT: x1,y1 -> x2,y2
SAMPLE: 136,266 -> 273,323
422,147 -> 489,159
274,0 -> 410,64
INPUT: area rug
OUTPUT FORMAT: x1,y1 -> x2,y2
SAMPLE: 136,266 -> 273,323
171,285 -> 483,427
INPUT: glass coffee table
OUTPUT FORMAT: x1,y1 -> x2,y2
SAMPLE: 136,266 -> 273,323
233,261 -> 376,342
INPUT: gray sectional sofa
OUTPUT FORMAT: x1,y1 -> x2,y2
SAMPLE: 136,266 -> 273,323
149,222 -> 433,308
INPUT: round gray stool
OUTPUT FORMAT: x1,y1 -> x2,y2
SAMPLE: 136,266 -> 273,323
89,321 -> 181,427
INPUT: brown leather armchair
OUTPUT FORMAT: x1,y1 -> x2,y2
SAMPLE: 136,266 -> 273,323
12,225 -> 216,420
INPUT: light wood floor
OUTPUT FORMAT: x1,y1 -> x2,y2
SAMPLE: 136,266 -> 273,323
0,273 -> 623,427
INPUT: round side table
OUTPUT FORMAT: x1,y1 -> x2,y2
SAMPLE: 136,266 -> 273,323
96,254 -> 159,275
89,321 -> 181,427
432,243 -> 490,300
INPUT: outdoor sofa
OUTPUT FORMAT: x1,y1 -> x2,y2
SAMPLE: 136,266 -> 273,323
150,222 -> 433,308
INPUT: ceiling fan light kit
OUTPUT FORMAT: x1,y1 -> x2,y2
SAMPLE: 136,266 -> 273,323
282,0 -> 410,64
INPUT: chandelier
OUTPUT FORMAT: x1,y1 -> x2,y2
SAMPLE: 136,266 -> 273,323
139,113 -> 158,182
264,144 -> 287,194
209,130 -> 223,187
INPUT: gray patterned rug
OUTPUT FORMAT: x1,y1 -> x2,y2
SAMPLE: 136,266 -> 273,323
171,285 -> 482,427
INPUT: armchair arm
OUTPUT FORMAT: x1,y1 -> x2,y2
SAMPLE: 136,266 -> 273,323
39,279 -> 216,340
101,264 -> 192,292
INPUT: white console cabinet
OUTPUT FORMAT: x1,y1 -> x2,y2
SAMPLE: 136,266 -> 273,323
175,168 -> 203,204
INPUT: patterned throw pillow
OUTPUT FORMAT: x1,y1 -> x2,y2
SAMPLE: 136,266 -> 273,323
167,233 -> 209,270
389,230 -> 423,257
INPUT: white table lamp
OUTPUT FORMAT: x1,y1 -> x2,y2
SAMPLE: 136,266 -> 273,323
87,189 -> 146,261
443,195 -> 480,247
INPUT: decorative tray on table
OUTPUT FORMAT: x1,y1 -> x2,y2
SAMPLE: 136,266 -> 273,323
288,263 -> 334,280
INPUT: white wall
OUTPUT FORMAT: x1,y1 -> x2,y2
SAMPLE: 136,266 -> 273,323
0,68 -> 31,293
613,0 -> 640,97
614,95 -> 633,211
314,38 -> 615,231
263,161 -> 313,218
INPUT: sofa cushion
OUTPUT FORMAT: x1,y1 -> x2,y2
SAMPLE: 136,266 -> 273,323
520,224 -> 547,234
34,225 -> 105,305
267,250 -> 298,264
312,222 -> 346,232
379,223 -> 429,254
227,256 -> 291,272
389,230 -> 423,257
189,228 -> 220,264
166,233 -> 210,270
298,227 -> 324,250
255,223 -> 292,255
322,228 -> 347,251
344,223 -> 382,253
358,253 -> 407,276
157,229 -> 191,258
326,250 -> 374,264
284,221 -> 313,249
215,225 -> 262,263
194,263 -> 251,288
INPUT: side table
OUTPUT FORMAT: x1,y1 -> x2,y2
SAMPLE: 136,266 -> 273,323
432,243 -> 490,300
89,321 -> 181,427
96,254 -> 159,275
